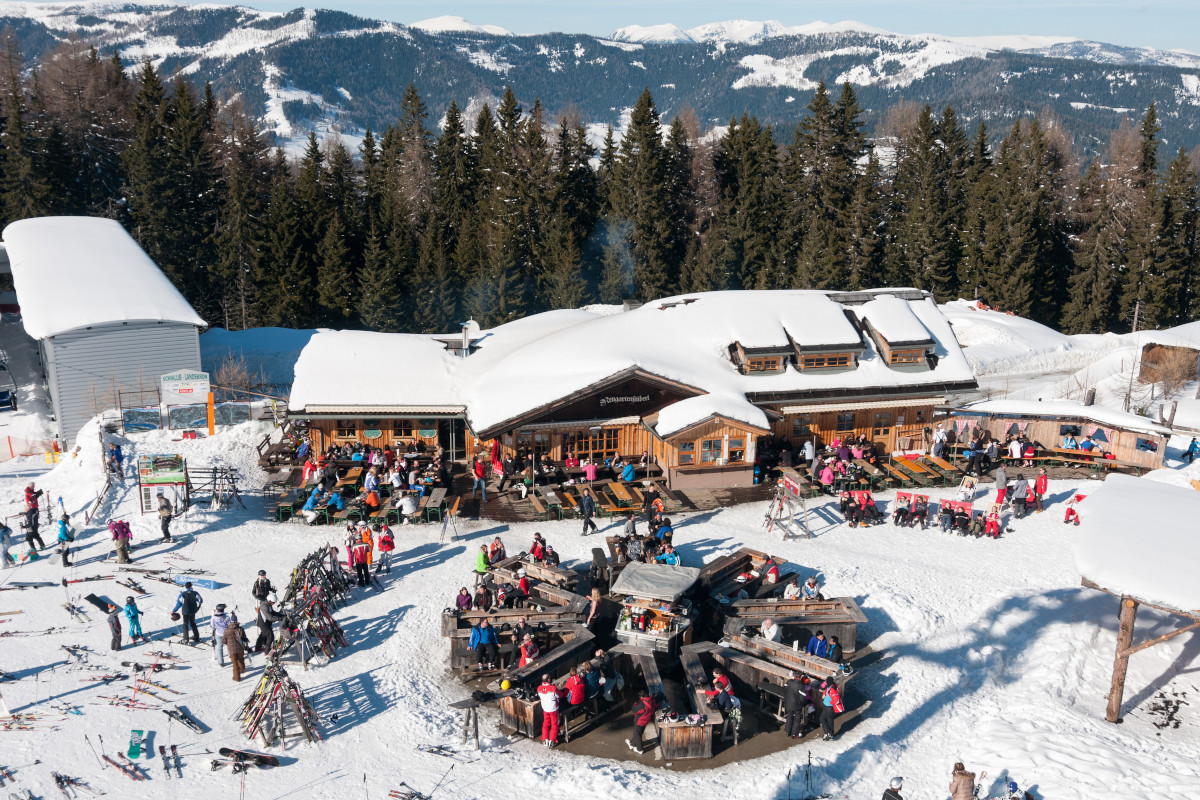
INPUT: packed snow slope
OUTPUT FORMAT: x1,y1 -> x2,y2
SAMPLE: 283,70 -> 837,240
1,419 -> 1198,799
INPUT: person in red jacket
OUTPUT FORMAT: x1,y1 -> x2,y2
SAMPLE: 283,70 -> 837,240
703,667 -> 731,698
375,524 -> 394,575
564,666 -> 586,709
626,688 -> 661,754
471,456 -> 487,502
984,504 -> 1002,538
518,633 -> 540,667
350,538 -> 371,586
537,674 -> 560,747
1034,468 -> 1048,513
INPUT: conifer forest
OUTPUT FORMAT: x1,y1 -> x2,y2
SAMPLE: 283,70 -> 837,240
1,33 -> 1197,335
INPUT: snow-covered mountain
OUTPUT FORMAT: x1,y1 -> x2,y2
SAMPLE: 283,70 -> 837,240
1,3 -> 1199,156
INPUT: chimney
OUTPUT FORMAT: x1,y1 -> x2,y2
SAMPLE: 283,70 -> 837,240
1083,388 -> 1096,406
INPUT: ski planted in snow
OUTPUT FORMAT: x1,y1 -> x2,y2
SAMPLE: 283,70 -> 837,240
171,744 -> 182,778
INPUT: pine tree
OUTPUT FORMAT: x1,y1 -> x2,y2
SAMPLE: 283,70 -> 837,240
316,212 -> 353,325
714,114 -> 780,289
357,221 -> 402,332
0,29 -> 52,223
123,61 -> 174,275
1146,147 -> 1199,326
212,103 -> 267,329
541,201 -> 588,309
258,156 -> 312,327
1062,166 -> 1120,334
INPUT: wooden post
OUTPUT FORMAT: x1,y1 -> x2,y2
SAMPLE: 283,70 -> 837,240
1106,596 -> 1139,723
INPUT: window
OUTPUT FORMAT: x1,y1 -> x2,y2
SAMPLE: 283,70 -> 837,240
569,428 -> 619,460
801,353 -> 852,369
836,413 -> 855,432
678,441 -> 695,465
700,439 -> 722,463
746,356 -> 780,373
533,432 -> 551,459
915,409 -> 927,424
1135,437 -> 1158,452
889,350 -> 924,364
335,419 -> 357,438
728,438 -> 745,462
392,419 -> 413,438
792,415 -> 812,436
873,412 -> 893,437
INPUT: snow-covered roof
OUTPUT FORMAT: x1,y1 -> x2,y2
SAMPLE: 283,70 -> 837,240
1076,474 -> 1200,611
289,290 -> 977,435
3,217 -> 206,339
859,294 -> 934,345
954,399 -> 1170,436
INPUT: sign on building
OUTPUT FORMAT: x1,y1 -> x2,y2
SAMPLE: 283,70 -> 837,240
161,370 -> 210,405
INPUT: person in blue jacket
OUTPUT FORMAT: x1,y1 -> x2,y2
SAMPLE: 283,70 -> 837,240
806,630 -> 829,658
301,489 -> 326,524
1061,433 -> 1078,449
621,461 -> 636,482
655,518 -> 674,543
1185,438 -> 1200,464
468,618 -> 499,669
124,596 -> 146,643
326,489 -> 346,513
655,544 -> 680,565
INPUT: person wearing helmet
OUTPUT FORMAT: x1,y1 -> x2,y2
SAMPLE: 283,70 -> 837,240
123,596 -> 146,644
252,570 -> 277,606
211,603 -> 231,665
882,776 -> 903,800
106,603 -> 123,651
1005,781 -> 1023,800
950,762 -> 976,800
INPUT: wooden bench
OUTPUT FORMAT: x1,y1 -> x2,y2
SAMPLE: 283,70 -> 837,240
594,490 -> 623,518
925,454 -> 959,476
445,495 -> 461,520
529,494 -> 553,522
880,462 -> 913,487
893,458 -> 936,486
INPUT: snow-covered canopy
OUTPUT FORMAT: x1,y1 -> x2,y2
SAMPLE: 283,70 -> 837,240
955,399 -> 1170,437
609,561 -> 701,603
859,294 -> 934,345
289,290 -> 977,435
3,217 -> 206,339
1076,474 -> 1200,611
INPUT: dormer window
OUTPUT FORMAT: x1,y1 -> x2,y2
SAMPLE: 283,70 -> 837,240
801,353 -> 852,369
889,349 -> 924,365
746,356 -> 781,373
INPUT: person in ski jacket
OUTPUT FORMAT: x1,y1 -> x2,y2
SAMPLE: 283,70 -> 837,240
488,536 -> 506,563
224,619 -> 247,682
564,666 -> 586,707
529,533 -> 547,562
57,513 -> 74,567
704,668 -> 732,698
468,618 -> 499,669
108,519 -> 132,563
819,680 -> 842,740
1185,438 -> 1200,464
626,688 -> 660,754
252,571 -> 276,604
351,538 -> 371,586
827,635 -> 844,664
0,524 -> 14,569
518,633 -> 540,667
471,457 -> 487,502
173,582 -> 203,643
882,776 -> 904,800
802,576 -> 823,601
254,599 -> 282,653
985,505 -> 1001,538
782,671 -> 811,738
473,584 -> 492,611
357,521 -> 374,565
620,462 -> 636,482
326,490 -> 346,513
579,489 -> 598,535
211,603 -> 231,665
1034,468 -> 1048,513
581,661 -> 601,699
654,544 -> 680,566
124,597 -> 145,643
1010,475 -> 1029,517
1062,434 -> 1078,449
806,631 -> 829,658
301,489 -> 325,524
950,763 -> 976,800
24,483 -> 43,542
363,467 -> 379,494
543,545 -> 560,567
456,587 -> 473,611
108,443 -> 125,476
993,465 -> 1007,504
474,544 -> 490,585
156,489 -> 173,542
107,604 -> 122,651
537,675 -> 560,746
375,524 -> 394,575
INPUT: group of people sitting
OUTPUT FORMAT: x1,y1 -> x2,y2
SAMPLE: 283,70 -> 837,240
612,512 -> 678,565
838,491 -> 885,527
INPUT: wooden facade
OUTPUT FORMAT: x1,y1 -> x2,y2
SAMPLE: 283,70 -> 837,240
945,411 -> 1167,470
303,416 -> 447,454
773,402 -> 938,455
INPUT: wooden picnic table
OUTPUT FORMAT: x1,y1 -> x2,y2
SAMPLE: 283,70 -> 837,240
607,482 -> 634,506
425,487 -> 448,521
925,454 -> 959,474
892,458 -> 935,486
880,461 -> 914,487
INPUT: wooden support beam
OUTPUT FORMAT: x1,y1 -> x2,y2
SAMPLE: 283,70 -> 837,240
1106,596 -> 1138,723
1119,619 -> 1200,658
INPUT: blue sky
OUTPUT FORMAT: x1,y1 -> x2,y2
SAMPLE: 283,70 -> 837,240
192,1 -> 1196,51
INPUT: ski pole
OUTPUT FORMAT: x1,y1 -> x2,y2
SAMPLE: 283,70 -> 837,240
427,764 -> 453,798
363,772 -> 368,800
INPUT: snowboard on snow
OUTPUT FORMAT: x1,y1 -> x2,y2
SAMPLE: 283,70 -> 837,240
128,729 -> 144,759
83,593 -> 117,613
217,748 -> 279,767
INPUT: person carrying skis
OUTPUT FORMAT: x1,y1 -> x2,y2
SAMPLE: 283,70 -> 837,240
211,603 -> 231,665
156,489 -> 173,543
468,617 -> 499,670
124,596 -> 146,644
350,537 -> 371,586
950,762 -> 976,800
57,513 -> 74,567
1034,468 -> 1048,513
172,582 -> 204,643
579,488 -> 598,536
106,603 -> 122,651
375,524 -> 394,575
819,679 -> 843,741
223,618 -> 248,682
0,523 -> 14,569
626,687 -> 661,755
537,674 -> 561,747
882,776 -> 904,800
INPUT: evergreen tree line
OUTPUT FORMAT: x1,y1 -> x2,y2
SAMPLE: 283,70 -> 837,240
1,32 -> 1197,334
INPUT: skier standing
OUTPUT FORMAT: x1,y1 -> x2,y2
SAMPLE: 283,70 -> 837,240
375,524 -> 394,574
580,488 -> 597,536
994,465 -> 1008,505
882,777 -> 904,800
124,596 -> 146,643
625,687 -> 660,755
1034,468 -> 1048,513
254,598 -> 282,653
156,489 -> 173,542
109,519 -> 132,563
950,763 -> 976,800
24,482 -> 45,550
224,618 -> 247,682
0,522 -> 14,568
172,582 -> 203,643
56,513 -> 74,567
251,570 -> 277,605
351,537 -> 371,586
819,679 -> 843,741
211,604 -> 231,665
783,671 -> 808,739
106,604 -> 122,651
537,674 -> 560,747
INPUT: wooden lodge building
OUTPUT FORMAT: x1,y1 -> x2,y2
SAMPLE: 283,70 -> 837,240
287,289 -> 980,488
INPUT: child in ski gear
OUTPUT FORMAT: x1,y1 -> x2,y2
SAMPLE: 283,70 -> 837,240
468,618 -> 499,669
211,604 -> 231,665
950,763 -> 975,800
537,674 -> 560,746
375,524 -> 394,574
224,619 -> 247,681
627,688 -> 661,754
124,597 -> 145,643
156,489 -> 173,542
883,776 -> 904,800
57,513 -> 74,566
172,582 -> 203,643
107,604 -> 122,651
1034,468 -> 1048,512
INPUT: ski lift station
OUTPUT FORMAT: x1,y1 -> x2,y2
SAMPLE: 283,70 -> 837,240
1,216 -> 206,446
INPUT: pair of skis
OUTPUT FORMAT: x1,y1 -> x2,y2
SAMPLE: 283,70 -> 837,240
157,745 -> 182,779
163,706 -> 204,734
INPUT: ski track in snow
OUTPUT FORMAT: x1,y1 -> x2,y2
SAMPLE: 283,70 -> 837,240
2,418 -> 1198,799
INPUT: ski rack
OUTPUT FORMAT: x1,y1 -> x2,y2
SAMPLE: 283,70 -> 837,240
766,484 -> 812,540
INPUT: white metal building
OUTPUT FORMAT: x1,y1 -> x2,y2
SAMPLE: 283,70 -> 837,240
3,217 -> 206,445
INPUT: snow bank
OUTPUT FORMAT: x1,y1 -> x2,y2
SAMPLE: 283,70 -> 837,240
3,217 -> 206,339
1075,473 -> 1200,611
